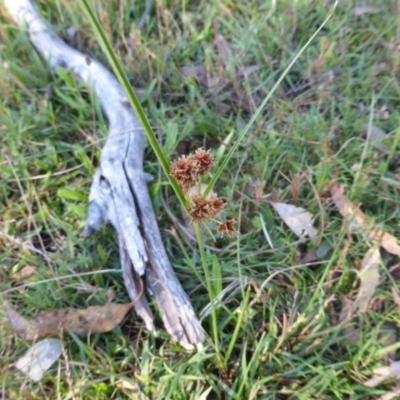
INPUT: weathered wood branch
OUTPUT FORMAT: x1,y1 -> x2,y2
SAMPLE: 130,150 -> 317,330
4,0 -> 204,350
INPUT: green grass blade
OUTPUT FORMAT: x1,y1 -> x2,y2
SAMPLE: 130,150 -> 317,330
204,0 -> 338,197
80,0 -> 187,208
224,290 -> 249,368
193,223 -> 222,366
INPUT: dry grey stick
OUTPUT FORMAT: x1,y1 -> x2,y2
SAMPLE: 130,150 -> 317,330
4,0 -> 204,350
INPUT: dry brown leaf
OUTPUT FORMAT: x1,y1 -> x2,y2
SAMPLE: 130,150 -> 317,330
351,6 -> 380,16
330,184 -> 400,256
354,247 -> 380,313
364,361 -> 400,387
6,301 -> 133,341
269,202 -> 318,239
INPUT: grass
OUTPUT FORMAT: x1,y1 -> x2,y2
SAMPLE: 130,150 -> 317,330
1,0 -> 400,398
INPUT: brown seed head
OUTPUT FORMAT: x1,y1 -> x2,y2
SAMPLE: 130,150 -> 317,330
170,156 -> 196,193
189,194 -> 226,222
188,148 -> 215,177
217,219 -> 237,238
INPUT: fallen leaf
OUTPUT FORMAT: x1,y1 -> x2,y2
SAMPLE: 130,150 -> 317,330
354,247 -> 380,313
6,301 -> 133,341
269,202 -> 318,239
330,184 -> 400,256
364,361 -> 400,387
15,338 -> 62,382
351,6 -> 380,16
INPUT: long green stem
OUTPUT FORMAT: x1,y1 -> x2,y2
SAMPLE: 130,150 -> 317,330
193,222 -> 221,362
80,0 -> 187,208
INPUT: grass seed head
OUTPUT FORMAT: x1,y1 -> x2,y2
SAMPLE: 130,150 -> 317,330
188,148 -> 215,177
189,194 -> 226,222
217,219 -> 237,237
170,156 -> 197,193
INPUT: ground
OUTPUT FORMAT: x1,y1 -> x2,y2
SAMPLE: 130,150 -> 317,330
1,0 -> 400,399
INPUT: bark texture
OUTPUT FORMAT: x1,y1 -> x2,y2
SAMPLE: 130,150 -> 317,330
4,0 -> 204,350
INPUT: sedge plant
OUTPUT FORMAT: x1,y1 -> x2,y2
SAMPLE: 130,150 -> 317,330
79,0 -> 338,359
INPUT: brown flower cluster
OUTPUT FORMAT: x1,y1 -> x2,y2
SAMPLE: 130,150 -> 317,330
189,148 -> 215,176
169,156 -> 196,193
217,219 -> 237,238
189,194 -> 226,222
170,147 -> 236,238
170,148 -> 215,193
